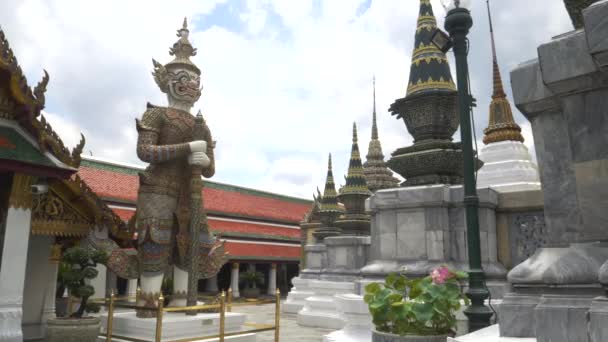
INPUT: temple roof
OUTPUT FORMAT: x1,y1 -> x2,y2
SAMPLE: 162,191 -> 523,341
482,0 -> 524,145
406,0 -> 456,97
363,78 -> 400,191
78,156 -> 312,224
0,28 -> 84,173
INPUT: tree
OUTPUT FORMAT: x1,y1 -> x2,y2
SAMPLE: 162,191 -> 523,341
61,246 -> 108,318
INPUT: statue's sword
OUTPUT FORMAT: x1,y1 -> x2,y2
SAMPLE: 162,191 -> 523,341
187,111 -> 206,314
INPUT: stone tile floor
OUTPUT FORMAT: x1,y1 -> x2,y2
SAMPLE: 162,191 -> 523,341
236,303 -> 333,342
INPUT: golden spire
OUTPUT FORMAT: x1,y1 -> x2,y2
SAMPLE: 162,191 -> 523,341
483,0 -> 524,145
372,76 -> 378,140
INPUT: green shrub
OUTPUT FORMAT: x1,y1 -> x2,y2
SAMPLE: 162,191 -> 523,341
239,271 -> 264,289
61,246 -> 107,318
364,266 -> 469,336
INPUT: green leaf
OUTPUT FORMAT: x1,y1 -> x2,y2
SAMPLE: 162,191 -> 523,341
365,282 -> 381,295
364,294 -> 374,304
82,267 -> 98,279
386,273 -> 398,288
412,302 -> 434,322
75,285 -> 94,298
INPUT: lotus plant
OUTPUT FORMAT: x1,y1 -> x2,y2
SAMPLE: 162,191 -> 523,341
364,266 -> 469,337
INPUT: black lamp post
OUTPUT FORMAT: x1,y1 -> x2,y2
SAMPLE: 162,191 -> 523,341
432,0 -> 493,332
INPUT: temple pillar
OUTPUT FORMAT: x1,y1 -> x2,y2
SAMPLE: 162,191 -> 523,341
105,271 -> 117,297
0,173 -> 33,342
42,244 -> 61,324
88,226 -> 107,301
126,278 -> 138,301
205,274 -> 218,293
268,263 -> 277,295
230,262 -> 240,298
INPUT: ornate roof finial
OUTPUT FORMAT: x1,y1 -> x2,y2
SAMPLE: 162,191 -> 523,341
482,0 -> 524,145
340,123 -> 370,197
320,153 -> 341,213
364,77 -> 400,192
372,76 -> 378,140
405,0 -> 456,96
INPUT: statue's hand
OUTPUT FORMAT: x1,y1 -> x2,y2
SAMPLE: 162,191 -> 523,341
189,140 -> 207,153
189,151 -> 211,167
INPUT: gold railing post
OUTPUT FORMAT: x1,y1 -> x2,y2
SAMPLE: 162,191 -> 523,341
219,291 -> 226,342
274,288 -> 281,342
155,293 -> 164,342
227,288 -> 233,312
106,290 -> 115,342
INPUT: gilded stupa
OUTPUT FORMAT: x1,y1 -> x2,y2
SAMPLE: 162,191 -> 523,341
363,78 -> 400,191
387,0 -> 480,186
313,154 -> 344,240
336,123 -> 372,235
476,0 -> 540,192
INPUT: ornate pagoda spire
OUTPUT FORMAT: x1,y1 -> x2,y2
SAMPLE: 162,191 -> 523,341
341,123 -> 370,196
337,124 -> 372,235
314,154 -> 344,240
364,77 -> 400,191
482,0 -> 524,145
406,0 -> 456,97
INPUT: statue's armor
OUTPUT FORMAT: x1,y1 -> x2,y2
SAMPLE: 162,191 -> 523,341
135,103 -> 215,274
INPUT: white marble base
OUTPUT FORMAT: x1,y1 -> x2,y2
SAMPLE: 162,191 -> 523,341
297,280 -> 354,330
477,141 -> 541,193
448,324 -> 536,342
323,294 -> 372,342
99,311 -> 255,342
283,277 -> 314,314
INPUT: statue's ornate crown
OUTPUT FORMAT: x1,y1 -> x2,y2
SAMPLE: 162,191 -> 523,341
165,17 -> 200,74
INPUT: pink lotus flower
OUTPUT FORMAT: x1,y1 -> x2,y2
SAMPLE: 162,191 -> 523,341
431,266 -> 453,285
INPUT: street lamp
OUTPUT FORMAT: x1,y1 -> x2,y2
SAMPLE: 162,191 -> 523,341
432,0 -> 493,333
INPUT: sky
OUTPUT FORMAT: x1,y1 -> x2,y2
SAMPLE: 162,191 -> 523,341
0,0 -> 573,199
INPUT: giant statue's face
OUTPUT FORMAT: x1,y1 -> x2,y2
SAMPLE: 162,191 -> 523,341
167,68 -> 202,104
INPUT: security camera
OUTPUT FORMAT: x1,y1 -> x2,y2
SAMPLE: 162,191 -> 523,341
31,178 -> 49,195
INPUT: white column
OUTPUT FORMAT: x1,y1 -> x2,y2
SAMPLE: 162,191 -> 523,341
22,236 -> 55,340
105,271 -> 117,297
42,244 -> 61,324
87,226 -> 108,302
0,174 -> 33,342
230,262 -> 240,298
126,278 -> 138,301
268,263 -> 277,295
205,274 -> 218,293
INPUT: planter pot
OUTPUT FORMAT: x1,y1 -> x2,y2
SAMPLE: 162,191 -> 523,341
242,287 -> 261,298
372,329 -> 447,342
46,317 -> 100,342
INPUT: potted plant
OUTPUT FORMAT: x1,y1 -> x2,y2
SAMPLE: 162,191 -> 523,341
364,266 -> 469,342
239,271 -> 265,298
47,246 -> 107,342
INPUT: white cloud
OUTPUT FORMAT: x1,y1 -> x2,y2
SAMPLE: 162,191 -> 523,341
1,0 -> 571,198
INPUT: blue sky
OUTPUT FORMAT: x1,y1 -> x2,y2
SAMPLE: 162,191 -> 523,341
1,0 -> 572,198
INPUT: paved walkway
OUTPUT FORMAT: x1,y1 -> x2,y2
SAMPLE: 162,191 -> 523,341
235,303 -> 333,342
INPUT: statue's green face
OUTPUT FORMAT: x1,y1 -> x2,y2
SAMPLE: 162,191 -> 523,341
167,68 -> 202,104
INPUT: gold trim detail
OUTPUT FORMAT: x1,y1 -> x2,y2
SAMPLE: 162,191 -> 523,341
49,243 -> 62,262
407,77 -> 456,94
8,173 -> 33,210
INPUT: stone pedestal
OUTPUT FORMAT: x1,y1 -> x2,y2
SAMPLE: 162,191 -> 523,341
499,2 -> 608,339
323,294 -> 372,342
297,280 -> 354,330
477,141 -> 541,193
301,244 -> 327,279
283,277 -> 314,314
99,311 -> 254,342
361,185 -> 507,297
321,236 -> 370,283
0,205 -> 32,342
589,296 -> 608,342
